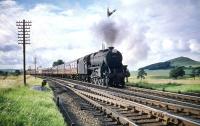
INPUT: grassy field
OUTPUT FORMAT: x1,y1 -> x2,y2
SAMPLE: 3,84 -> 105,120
0,75 -> 65,126
128,70 -> 200,93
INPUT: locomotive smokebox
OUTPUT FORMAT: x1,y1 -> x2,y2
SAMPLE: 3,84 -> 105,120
108,47 -> 114,50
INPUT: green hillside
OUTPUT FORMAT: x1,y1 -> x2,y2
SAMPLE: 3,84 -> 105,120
169,57 -> 200,67
141,57 -> 200,70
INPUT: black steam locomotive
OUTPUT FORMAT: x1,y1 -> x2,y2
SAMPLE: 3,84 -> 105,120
31,47 -> 130,87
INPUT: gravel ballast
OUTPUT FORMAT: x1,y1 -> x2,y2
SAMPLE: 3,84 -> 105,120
48,81 -> 118,126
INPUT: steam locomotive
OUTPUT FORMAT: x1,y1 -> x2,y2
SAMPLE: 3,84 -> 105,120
31,47 -> 130,87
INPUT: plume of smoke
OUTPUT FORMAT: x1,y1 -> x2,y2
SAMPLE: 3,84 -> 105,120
92,18 -> 150,69
92,19 -> 128,47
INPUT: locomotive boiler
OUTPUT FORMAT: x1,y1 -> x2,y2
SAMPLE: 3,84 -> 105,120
88,47 -> 129,87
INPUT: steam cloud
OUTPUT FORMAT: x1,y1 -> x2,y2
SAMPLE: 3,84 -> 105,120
93,19 -> 128,47
92,18 -> 150,67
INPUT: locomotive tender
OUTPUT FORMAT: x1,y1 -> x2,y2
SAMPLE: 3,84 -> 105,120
33,47 -> 130,87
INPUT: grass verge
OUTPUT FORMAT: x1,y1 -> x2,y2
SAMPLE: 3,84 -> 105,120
0,75 -> 65,126
127,82 -> 200,93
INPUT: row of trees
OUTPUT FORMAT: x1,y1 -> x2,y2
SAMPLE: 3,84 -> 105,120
169,67 -> 200,79
137,67 -> 200,80
0,70 -> 21,79
190,68 -> 200,79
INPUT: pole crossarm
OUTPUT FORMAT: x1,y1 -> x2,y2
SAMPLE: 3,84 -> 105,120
18,39 -> 30,41
18,36 -> 30,39
16,19 -> 32,86
18,34 -> 30,36
17,27 -> 31,29
18,43 -> 31,44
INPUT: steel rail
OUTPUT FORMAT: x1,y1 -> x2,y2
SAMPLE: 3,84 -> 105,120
39,75 -> 200,105
61,80 -> 200,124
127,86 -> 200,105
61,77 -> 200,106
111,87 -> 200,109
88,88 -> 200,121
53,77 -> 200,109
50,79 -> 139,126
78,88 -> 200,126
48,78 -> 200,126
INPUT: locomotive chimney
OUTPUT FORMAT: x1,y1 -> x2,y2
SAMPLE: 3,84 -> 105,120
108,47 -> 114,50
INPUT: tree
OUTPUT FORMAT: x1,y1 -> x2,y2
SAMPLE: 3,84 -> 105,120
169,67 -> 185,79
14,70 -> 21,76
197,68 -> 200,77
137,69 -> 147,80
2,72 -> 8,80
190,68 -> 196,80
0,70 -> 4,75
52,59 -> 64,67
194,67 -> 200,77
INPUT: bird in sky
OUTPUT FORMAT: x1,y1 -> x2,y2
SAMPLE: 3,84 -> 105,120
107,8 -> 116,17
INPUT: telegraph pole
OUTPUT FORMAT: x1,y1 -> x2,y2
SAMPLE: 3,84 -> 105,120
16,19 -> 31,86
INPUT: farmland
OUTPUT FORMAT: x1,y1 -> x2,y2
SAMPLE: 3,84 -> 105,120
128,70 -> 200,93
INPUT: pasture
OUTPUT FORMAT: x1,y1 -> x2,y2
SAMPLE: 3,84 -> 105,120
0,75 -> 65,126
128,70 -> 200,93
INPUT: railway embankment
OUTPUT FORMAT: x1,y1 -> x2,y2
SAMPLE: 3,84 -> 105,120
0,75 -> 65,126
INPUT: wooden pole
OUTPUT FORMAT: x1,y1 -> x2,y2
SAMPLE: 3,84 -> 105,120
16,19 -> 31,86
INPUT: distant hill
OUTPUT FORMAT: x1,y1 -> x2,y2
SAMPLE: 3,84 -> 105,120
0,69 -> 20,73
169,57 -> 200,67
141,57 -> 200,70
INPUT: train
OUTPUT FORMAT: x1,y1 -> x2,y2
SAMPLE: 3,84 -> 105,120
29,47 -> 130,87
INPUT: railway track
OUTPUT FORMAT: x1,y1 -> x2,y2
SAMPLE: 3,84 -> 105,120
55,77 -> 200,108
112,87 -> 200,109
46,77 -> 200,126
126,86 -> 200,105
49,81 -> 119,126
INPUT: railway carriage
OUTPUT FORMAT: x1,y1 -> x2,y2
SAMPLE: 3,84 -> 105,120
57,64 -> 65,77
52,66 -> 58,76
41,68 -> 50,76
63,61 -> 78,79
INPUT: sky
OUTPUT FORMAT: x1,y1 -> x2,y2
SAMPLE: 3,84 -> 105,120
0,0 -> 200,70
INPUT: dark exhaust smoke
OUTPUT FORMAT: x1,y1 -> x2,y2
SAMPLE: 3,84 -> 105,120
92,19 -> 128,47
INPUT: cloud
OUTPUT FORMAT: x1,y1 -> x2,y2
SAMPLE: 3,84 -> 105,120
0,1 -> 99,68
0,0 -> 200,70
0,50 -> 22,65
116,24 -> 150,68
0,1 -> 23,41
189,39 -> 200,53
119,0 -> 200,69
0,44 -> 21,52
